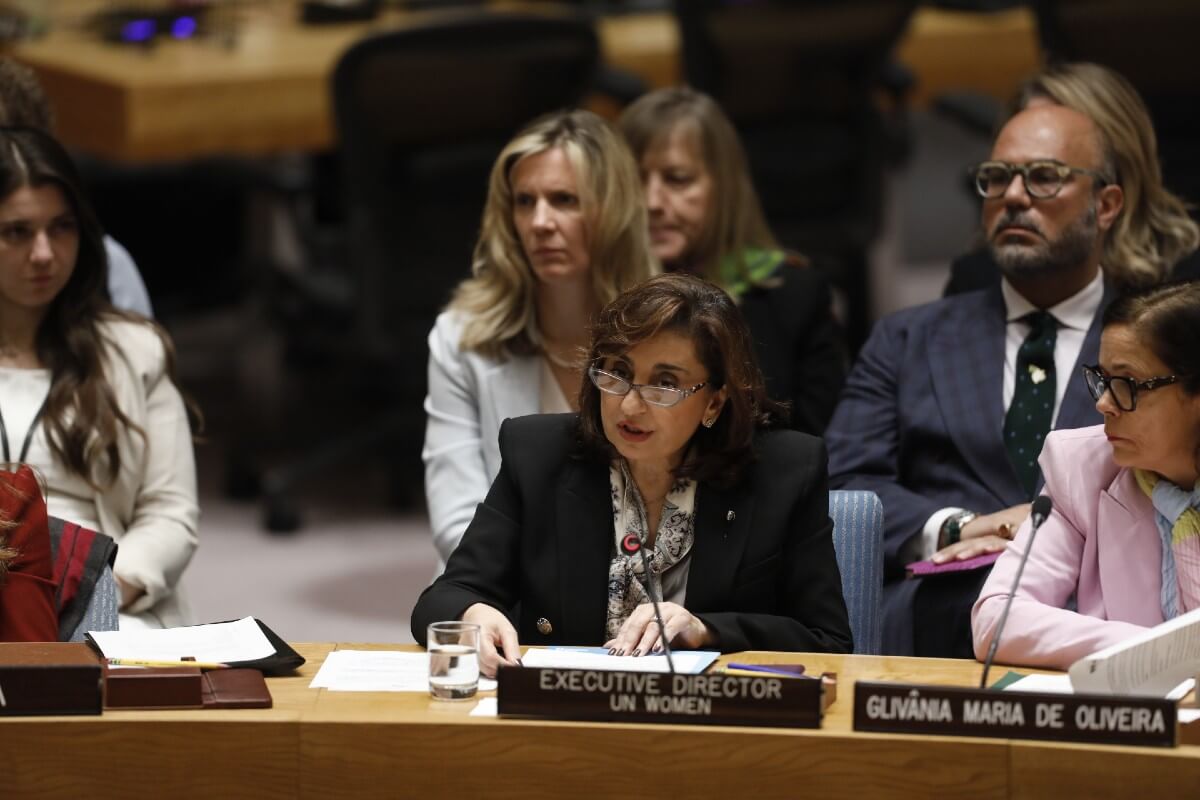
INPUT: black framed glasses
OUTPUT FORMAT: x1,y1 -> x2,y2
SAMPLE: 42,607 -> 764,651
1081,364 -> 1178,411
588,365 -> 706,408
972,160 -> 1110,199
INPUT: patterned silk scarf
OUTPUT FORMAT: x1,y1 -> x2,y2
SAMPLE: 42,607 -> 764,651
1134,469 -> 1200,618
605,461 -> 697,640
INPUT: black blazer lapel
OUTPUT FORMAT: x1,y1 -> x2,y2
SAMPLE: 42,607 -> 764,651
929,287 -> 1025,506
685,481 -> 754,613
557,458 -> 614,643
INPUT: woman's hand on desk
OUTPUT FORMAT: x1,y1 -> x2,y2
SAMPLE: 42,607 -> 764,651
931,503 -> 1031,564
603,602 -> 712,656
463,603 -> 521,678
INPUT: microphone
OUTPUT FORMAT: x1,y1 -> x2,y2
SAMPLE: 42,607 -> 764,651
621,532 -> 676,673
979,495 -> 1053,689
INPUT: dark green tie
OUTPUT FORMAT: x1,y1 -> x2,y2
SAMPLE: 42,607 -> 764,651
1004,310 -> 1057,498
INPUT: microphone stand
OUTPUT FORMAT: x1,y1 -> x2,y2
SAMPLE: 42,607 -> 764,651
619,478 -> 675,673
979,496 -> 1054,689
631,532 -> 676,674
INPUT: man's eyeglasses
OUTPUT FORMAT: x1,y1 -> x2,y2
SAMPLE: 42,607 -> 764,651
1081,364 -> 1178,412
588,365 -> 706,408
972,160 -> 1110,200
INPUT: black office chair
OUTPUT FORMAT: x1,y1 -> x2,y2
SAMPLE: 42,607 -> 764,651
672,0 -> 918,347
251,12 -> 604,531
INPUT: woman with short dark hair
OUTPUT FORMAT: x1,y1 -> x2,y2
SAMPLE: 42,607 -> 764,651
973,280 -> 1200,669
413,274 -> 852,676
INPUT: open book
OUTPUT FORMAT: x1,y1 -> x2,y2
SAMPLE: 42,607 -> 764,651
1069,605 -> 1200,696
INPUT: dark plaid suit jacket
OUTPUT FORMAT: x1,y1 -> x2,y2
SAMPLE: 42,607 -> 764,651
825,283 -> 1110,655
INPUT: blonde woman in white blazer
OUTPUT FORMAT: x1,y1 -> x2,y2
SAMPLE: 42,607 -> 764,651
423,110 -> 657,573
0,129 -> 197,628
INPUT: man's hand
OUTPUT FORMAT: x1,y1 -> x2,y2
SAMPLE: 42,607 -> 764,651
932,503 -> 1031,563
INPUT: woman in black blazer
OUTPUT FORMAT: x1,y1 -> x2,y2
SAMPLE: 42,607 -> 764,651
412,274 -> 852,676
619,88 -> 846,435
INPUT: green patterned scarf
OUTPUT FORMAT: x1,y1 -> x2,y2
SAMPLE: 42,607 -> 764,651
717,248 -> 787,297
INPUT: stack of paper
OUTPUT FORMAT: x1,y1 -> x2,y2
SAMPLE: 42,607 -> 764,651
1069,605 -> 1200,696
88,617 -> 276,663
522,647 -> 720,674
1005,673 -> 1194,700
310,650 -> 497,692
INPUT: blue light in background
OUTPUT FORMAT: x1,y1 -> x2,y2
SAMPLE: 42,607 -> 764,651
171,16 -> 198,39
121,19 -> 156,42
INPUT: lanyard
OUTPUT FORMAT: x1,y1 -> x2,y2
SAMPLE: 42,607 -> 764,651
0,397 -> 46,464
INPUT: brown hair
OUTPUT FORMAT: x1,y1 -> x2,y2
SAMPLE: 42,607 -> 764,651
1011,63 -> 1199,289
0,128 -> 188,488
576,273 -> 785,487
0,466 -> 38,581
618,87 -> 781,287
1102,281 -> 1200,397
1104,280 -> 1200,472
0,58 -> 54,130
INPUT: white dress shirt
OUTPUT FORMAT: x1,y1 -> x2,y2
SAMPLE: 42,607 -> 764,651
920,270 -> 1105,559
0,367 -> 99,531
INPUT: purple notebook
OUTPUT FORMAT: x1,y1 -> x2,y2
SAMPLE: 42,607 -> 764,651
906,551 -> 1002,577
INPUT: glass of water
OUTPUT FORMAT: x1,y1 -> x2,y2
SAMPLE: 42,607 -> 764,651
427,621 -> 481,700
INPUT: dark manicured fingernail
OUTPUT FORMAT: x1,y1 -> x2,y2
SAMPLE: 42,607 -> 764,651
631,649 -> 641,657
616,649 -> 625,656
608,648 -> 616,655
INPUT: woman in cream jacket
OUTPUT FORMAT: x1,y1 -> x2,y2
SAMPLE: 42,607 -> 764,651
0,128 -> 196,628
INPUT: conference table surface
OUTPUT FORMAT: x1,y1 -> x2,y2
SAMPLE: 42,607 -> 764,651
12,1 -> 1039,164
4,643 -> 1198,798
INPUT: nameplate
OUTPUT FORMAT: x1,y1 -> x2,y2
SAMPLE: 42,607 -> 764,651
853,681 -> 1177,747
498,667 -> 825,728
0,643 -> 103,717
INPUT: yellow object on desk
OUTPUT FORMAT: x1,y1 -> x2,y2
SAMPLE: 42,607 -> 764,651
107,658 -> 229,670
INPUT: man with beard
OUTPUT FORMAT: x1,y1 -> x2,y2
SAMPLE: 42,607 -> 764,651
825,99 -> 1126,657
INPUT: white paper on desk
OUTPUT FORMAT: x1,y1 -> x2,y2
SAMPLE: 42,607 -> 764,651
1068,605 -> 1200,696
1003,674 -> 1076,694
471,698 -> 498,717
521,647 -> 719,674
310,650 -> 496,692
88,616 -> 275,663
1007,673 -> 1195,701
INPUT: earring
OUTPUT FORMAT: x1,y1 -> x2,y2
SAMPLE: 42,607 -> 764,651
703,417 -> 715,428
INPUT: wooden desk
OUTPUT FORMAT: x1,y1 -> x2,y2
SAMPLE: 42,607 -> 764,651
4,644 -> 1198,798
11,1 -> 680,163
11,3 -> 1038,164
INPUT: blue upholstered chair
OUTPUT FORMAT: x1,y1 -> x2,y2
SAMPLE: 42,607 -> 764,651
67,564 -> 120,641
828,490 -> 884,655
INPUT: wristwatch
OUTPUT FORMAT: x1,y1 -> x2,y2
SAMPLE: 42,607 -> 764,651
939,510 -> 978,550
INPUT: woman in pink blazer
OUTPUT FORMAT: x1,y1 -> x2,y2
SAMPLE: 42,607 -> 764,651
973,281 -> 1200,669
